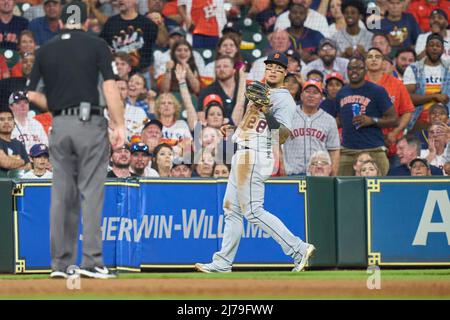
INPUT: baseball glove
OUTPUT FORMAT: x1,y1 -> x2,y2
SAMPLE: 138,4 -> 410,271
245,81 -> 271,113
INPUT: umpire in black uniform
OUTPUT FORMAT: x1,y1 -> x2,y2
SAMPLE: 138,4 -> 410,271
27,1 -> 125,279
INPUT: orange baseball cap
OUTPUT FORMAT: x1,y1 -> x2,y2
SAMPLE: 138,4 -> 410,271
203,94 -> 223,109
302,80 -> 323,93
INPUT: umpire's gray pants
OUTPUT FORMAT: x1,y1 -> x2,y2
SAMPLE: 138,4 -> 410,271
49,115 -> 109,271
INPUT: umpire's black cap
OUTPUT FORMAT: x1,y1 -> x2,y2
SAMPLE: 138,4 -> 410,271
60,1 -> 88,25
264,51 -> 288,69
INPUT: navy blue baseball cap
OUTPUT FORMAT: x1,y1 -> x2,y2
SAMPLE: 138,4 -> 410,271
29,144 -> 49,157
264,51 -> 288,69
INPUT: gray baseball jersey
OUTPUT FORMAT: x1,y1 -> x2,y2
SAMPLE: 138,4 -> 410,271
233,88 -> 297,154
201,87 -> 311,272
283,108 -> 340,175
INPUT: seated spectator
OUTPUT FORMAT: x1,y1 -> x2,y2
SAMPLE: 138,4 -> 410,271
327,0 -> 366,38
213,163 -> 230,178
371,33 -> 393,59
4,29 -> 36,78
353,152 -> 374,176
177,63 -> 230,131
420,121 -> 449,170
114,52 -> 133,81
100,0 -> 158,78
404,33 -> 450,133
141,118 -> 163,155
248,29 -> 291,82
285,49 -> 305,80
107,144 -> 132,178
358,159 -> 381,176
0,109 -> 30,178
170,158 -> 192,177
201,126 -> 222,153
332,0 -> 373,58
320,71 -> 344,119
126,73 -> 155,119
256,0 -> 291,34
284,72 -> 302,105
160,39 -> 202,95
302,38 -> 349,81
394,47 -> 416,81
155,92 -> 192,144
306,69 -> 324,82
407,0 -> 450,33
415,9 -> 450,63
0,0 -> 29,51
286,3 -> 325,63
275,0 -> 330,38
337,57 -> 398,176
129,142 -> 159,177
410,157 -> 432,176
203,34 -> 245,82
388,134 -> 443,175
151,143 -> 174,177
197,55 -> 247,125
416,103 -> 449,149
21,143 -> 52,179
8,91 -> 48,153
380,0 -> 421,52
28,0 -> 61,46
115,77 -> 148,142
192,148 -> 215,177
307,150 -> 333,176
153,26 -> 205,88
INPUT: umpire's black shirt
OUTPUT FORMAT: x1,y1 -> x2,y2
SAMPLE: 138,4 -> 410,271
28,29 -> 115,111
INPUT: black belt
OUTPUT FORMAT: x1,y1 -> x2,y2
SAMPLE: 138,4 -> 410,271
53,106 -> 104,117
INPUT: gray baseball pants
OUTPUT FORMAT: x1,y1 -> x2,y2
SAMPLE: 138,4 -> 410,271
211,149 -> 309,270
49,115 -> 109,271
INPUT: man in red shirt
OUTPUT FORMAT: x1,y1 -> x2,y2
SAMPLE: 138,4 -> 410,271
365,47 -> 414,167
408,0 -> 450,32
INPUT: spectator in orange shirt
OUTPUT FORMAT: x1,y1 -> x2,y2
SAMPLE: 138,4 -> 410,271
407,0 -> 450,32
177,0 -> 227,48
365,47 -> 414,167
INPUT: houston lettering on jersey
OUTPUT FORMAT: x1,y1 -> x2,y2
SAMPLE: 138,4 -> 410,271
291,128 -> 327,142
339,95 -> 371,113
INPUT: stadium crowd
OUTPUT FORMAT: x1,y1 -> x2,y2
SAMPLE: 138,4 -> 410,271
0,0 -> 449,179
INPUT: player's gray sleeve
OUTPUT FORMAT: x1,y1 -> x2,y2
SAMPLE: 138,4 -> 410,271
270,89 -> 297,131
325,115 -> 341,150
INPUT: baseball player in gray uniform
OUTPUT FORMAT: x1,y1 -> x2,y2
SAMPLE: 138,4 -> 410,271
195,52 -> 316,273
283,80 -> 341,176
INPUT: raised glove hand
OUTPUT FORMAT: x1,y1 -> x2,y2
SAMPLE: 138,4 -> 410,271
245,81 -> 272,113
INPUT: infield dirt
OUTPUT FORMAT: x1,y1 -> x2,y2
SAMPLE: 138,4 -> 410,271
0,277 -> 449,299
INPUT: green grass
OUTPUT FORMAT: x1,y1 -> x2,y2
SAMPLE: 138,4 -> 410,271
0,269 -> 449,281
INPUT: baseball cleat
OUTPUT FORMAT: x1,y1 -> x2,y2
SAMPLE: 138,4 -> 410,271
50,270 -> 68,279
194,263 -> 231,273
292,244 -> 316,272
77,266 -> 117,279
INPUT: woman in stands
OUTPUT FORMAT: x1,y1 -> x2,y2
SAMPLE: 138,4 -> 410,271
160,39 -> 202,95
152,143 -> 174,178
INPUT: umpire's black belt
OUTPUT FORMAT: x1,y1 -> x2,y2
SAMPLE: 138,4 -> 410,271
53,105 -> 104,117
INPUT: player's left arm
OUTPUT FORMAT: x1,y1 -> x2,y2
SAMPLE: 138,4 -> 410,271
264,110 -> 291,144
